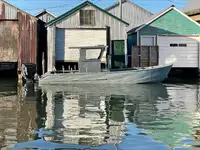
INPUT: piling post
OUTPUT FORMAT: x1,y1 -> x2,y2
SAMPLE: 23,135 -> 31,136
17,69 -> 23,85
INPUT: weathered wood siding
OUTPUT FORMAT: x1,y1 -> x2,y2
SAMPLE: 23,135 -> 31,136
0,1 -> 17,19
106,1 -> 152,30
47,25 -> 56,72
38,13 -> 55,23
132,46 -> 158,67
55,5 -> 128,40
0,21 -> 18,62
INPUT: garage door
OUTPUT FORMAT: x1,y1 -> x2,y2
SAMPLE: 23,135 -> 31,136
55,28 -> 107,62
157,36 -> 199,68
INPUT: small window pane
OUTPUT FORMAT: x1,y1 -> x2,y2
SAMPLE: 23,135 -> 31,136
179,44 -> 187,47
170,44 -> 178,47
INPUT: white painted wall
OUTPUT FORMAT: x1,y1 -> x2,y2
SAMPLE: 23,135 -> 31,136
157,35 -> 199,68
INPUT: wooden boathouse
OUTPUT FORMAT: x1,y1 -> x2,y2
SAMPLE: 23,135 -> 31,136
0,0 -> 46,80
45,1 -> 129,71
45,0 -> 153,71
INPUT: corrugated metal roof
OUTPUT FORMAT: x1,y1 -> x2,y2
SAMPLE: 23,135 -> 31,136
183,0 -> 200,12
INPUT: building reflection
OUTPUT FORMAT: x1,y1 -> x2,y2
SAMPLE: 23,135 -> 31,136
0,79 -> 17,150
2,80 -> 200,149
0,81 -> 47,149
44,88 -> 126,145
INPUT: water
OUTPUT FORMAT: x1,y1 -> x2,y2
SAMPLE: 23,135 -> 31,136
1,78 -> 200,150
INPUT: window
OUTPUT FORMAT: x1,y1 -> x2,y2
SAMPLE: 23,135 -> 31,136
179,44 -> 187,47
80,10 -> 95,26
170,43 -> 187,47
170,44 -> 178,47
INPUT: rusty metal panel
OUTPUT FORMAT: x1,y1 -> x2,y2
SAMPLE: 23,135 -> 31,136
0,21 -> 19,62
0,1 -> 5,19
17,11 -> 38,70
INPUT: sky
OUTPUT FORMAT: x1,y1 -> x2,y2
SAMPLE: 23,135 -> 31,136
5,0 -> 188,17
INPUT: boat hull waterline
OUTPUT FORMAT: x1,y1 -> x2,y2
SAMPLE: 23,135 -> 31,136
38,64 -> 173,85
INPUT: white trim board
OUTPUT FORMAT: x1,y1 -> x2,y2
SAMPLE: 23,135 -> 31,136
135,5 -> 200,32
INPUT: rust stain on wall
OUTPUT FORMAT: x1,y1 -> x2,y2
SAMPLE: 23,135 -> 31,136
0,1 -> 45,75
0,21 -> 19,62
0,3 -> 5,19
17,11 -> 37,70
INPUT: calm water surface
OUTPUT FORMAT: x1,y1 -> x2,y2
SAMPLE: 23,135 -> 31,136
1,78 -> 200,150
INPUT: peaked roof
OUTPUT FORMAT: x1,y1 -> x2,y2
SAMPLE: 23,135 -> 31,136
105,0 -> 152,15
46,1 -> 129,27
128,5 -> 200,34
2,0 -> 37,19
35,9 -> 56,18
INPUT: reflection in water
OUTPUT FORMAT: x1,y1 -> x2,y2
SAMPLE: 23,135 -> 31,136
1,79 -> 200,149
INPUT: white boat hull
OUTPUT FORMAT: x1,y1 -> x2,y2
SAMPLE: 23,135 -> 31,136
38,64 -> 173,85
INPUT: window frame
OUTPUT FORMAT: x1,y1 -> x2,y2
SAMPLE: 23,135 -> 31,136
79,10 -> 95,26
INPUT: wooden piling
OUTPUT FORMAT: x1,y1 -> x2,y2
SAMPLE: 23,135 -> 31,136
17,69 -> 22,85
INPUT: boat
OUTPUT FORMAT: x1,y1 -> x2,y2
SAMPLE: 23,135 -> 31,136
36,46 -> 172,85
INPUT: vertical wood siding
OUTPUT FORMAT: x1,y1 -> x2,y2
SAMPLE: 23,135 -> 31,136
47,25 -> 56,72
38,13 -> 55,23
55,5 -> 128,40
107,1 -> 152,30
